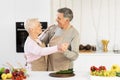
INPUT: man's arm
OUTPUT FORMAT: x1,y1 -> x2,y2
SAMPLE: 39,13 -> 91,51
40,25 -> 56,45
39,30 -> 50,45
63,32 -> 80,61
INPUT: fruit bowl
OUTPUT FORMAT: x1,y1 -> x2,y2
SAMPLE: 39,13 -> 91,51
90,75 -> 119,80
0,62 -> 28,80
89,65 -> 120,80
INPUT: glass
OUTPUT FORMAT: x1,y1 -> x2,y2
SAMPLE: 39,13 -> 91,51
113,44 -> 120,53
101,40 -> 109,52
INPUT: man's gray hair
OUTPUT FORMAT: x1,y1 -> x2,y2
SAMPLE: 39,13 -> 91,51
24,18 -> 39,32
57,7 -> 73,21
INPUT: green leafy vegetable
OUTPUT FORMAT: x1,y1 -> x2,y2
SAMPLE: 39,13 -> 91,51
56,68 -> 73,74
116,72 -> 120,77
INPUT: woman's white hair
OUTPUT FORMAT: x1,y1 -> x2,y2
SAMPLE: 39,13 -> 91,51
24,18 -> 39,32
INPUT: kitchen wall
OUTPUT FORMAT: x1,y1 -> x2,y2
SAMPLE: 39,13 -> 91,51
0,0 -> 120,71
0,0 -> 50,67
51,0 -> 120,51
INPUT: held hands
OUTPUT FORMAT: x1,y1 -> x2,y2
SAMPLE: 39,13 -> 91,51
57,43 -> 69,52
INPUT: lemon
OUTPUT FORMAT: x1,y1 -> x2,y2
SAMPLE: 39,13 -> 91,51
6,73 -> 12,79
1,73 -> 7,80
111,64 -> 120,72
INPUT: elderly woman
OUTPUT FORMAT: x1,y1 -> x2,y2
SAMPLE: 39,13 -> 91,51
24,18 -> 68,71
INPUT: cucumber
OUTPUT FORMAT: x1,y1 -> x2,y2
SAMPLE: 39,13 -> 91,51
116,72 -> 120,77
56,68 -> 73,74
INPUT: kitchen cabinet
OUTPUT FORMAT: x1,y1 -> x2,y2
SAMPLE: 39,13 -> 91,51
74,52 -> 120,72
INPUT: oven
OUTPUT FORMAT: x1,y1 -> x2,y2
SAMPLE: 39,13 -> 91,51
16,22 -> 47,53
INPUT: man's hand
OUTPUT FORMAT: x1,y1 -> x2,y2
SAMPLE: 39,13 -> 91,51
57,43 -> 69,52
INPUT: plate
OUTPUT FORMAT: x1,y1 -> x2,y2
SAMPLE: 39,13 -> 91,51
90,75 -> 119,80
49,73 -> 75,78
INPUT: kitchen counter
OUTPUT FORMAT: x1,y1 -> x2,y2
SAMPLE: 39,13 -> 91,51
27,71 -> 120,80
27,71 -> 90,80
26,52 -> 120,80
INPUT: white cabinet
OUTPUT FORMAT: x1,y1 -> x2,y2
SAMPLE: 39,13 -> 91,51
74,52 -> 120,72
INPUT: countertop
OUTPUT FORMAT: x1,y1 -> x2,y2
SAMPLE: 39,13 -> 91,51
25,52 -> 120,80
27,71 -> 120,80
27,71 -> 90,80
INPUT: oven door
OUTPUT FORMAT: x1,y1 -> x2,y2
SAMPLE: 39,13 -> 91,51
16,22 -> 47,53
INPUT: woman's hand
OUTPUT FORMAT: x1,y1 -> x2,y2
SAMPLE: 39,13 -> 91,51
57,43 -> 69,52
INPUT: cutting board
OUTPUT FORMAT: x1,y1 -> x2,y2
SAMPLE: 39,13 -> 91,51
49,73 -> 75,78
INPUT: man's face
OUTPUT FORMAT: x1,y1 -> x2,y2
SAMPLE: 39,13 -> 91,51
56,13 -> 67,28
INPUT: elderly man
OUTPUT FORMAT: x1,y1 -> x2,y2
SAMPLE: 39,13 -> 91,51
24,18 -> 69,71
40,7 -> 80,71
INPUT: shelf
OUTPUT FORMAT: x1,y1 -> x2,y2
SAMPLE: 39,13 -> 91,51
79,51 -> 120,56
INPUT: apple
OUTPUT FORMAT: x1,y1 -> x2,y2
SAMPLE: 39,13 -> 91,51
90,66 -> 99,72
12,69 -> 26,80
99,66 -> 106,71
4,69 -> 10,74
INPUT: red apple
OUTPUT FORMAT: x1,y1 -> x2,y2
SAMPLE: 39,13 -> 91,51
99,66 -> 106,71
90,66 -> 99,72
4,68 -> 10,74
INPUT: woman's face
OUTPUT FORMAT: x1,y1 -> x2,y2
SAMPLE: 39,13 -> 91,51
34,22 -> 42,36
